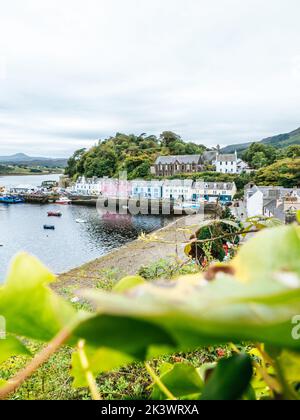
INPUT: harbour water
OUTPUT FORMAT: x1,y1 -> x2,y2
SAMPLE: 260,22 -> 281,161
0,174 -> 174,281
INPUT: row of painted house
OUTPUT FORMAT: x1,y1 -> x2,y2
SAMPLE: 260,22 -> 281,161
70,177 -> 237,203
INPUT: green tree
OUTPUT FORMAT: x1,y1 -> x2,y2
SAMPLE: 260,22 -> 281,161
255,158 -> 300,187
65,148 -> 86,178
285,145 -> 300,158
84,148 -> 117,178
159,131 -> 182,148
243,143 -> 276,168
251,152 -> 268,169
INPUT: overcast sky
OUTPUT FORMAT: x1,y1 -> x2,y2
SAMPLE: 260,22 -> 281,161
0,0 -> 300,157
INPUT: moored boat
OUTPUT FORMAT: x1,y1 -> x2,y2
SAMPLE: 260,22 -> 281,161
43,225 -> 55,230
47,211 -> 62,217
56,197 -> 71,205
0,195 -> 25,204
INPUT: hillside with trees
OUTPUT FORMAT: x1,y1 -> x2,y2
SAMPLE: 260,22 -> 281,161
221,127 -> 300,154
242,143 -> 300,169
254,157 -> 300,188
65,132 -> 208,180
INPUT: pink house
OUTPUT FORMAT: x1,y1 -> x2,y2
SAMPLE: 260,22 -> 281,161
100,178 -> 131,198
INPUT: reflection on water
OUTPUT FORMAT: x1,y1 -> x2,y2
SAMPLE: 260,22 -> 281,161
0,202 -> 174,281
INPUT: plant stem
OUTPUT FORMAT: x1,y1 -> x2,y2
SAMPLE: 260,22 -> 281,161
145,363 -> 177,401
77,340 -> 101,401
0,327 -> 71,400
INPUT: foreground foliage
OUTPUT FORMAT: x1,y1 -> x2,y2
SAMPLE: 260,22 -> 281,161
1,223 -> 300,400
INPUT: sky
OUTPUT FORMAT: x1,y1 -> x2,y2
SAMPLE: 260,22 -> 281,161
0,0 -> 300,157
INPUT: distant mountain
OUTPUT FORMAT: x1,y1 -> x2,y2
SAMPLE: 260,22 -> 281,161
221,127 -> 300,154
0,153 -> 67,168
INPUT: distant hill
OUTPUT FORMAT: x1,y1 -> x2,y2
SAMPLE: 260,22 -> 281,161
221,127 -> 300,154
0,153 -> 67,168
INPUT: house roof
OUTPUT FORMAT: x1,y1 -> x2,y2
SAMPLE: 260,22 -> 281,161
163,179 -> 194,187
155,155 -> 202,165
194,181 -> 236,190
131,180 -> 164,187
216,153 -> 238,162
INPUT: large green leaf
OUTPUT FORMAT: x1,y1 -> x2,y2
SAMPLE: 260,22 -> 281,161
232,225 -> 300,283
0,253 -> 76,341
74,314 -> 177,359
71,346 -> 133,388
0,336 -> 31,364
151,363 -> 204,400
200,354 -> 253,400
279,351 -> 300,383
113,276 -> 146,293
77,267 -> 300,352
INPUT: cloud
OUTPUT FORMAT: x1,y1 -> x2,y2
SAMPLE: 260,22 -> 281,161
0,0 -> 299,156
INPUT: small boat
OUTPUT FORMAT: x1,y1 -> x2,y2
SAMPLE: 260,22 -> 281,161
76,219 -> 87,224
0,195 -> 24,204
47,211 -> 62,217
56,197 -> 71,205
43,225 -> 55,230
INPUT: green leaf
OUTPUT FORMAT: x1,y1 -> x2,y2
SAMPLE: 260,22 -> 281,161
279,351 -> 300,383
0,379 -> 6,388
113,276 -> 145,293
146,345 -> 176,360
0,336 -> 31,364
151,363 -> 204,400
0,253 -> 76,341
78,266 -> 300,351
200,354 -> 253,400
71,346 -> 133,388
74,314 -> 177,359
232,225 -> 300,283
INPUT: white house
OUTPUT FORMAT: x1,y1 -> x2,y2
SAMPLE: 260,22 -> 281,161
131,180 -> 163,199
245,184 -> 300,218
245,185 -> 264,217
215,151 -> 248,174
162,180 -> 194,201
193,181 -> 237,203
71,176 -> 102,196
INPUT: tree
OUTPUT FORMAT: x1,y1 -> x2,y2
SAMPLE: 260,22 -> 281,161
130,161 -> 151,179
251,152 -> 268,169
65,148 -> 86,178
285,145 -> 300,158
159,131 -> 182,148
84,148 -> 117,178
255,158 -> 300,187
121,156 -> 151,178
243,143 -> 277,168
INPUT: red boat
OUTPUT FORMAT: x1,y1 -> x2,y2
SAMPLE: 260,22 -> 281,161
47,211 -> 62,217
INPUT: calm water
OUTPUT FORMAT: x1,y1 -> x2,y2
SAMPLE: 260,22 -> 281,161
0,175 -> 173,281
0,173 -> 62,188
